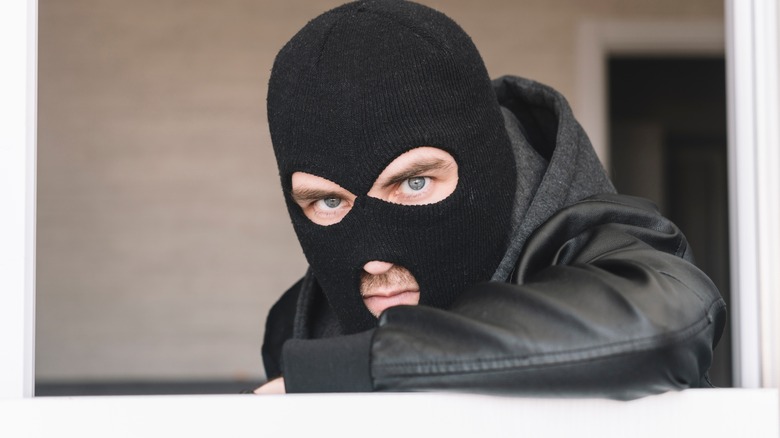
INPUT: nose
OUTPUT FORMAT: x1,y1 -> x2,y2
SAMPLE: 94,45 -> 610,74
363,260 -> 394,275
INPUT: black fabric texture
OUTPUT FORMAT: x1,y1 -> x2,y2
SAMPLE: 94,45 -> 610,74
267,0 -> 516,334
261,278 -> 301,379
282,330 -> 374,393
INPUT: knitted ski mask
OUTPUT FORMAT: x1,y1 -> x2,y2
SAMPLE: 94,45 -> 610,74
268,0 -> 516,334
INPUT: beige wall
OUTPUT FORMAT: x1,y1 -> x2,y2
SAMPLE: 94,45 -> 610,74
36,0 -> 724,382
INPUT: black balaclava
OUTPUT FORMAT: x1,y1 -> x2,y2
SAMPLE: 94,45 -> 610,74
267,0 -> 516,334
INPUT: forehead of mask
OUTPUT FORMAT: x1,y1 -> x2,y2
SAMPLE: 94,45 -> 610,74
291,147 -> 459,226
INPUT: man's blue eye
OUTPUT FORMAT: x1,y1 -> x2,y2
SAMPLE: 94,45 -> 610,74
323,197 -> 341,208
407,177 -> 426,191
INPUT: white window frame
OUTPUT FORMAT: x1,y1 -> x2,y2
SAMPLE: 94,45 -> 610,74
725,0 -> 780,389
0,0 -> 36,399
0,3 -> 776,432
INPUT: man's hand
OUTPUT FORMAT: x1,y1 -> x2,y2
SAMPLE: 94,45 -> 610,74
254,377 -> 286,394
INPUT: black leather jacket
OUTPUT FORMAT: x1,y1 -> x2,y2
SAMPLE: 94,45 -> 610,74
261,77 -> 725,399
264,194 -> 725,399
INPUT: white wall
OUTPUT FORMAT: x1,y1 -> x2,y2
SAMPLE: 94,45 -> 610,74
36,0 -> 724,382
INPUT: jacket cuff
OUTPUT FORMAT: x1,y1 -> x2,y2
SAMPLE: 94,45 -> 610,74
282,329 -> 375,393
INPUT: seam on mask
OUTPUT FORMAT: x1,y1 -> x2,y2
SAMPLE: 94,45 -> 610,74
315,12 -> 350,67
357,8 -> 451,56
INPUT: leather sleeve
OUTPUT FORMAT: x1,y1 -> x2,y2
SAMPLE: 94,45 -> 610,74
369,194 -> 725,399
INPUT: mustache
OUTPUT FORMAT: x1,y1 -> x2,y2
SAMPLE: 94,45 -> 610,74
360,265 -> 419,295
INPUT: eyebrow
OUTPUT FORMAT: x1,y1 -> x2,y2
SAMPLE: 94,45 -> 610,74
291,188 -> 345,203
379,158 -> 454,188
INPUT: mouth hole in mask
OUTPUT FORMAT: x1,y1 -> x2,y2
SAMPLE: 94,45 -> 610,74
291,146 -> 458,226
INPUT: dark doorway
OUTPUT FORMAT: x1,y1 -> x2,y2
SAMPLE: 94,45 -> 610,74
609,57 -> 731,387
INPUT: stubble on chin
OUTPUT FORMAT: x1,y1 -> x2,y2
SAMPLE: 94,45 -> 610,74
360,265 -> 421,317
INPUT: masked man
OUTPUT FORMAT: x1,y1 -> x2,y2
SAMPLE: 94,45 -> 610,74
258,0 -> 725,399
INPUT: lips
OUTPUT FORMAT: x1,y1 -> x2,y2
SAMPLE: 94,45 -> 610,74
362,289 -> 420,317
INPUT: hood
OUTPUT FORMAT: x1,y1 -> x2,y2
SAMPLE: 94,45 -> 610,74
491,76 -> 616,281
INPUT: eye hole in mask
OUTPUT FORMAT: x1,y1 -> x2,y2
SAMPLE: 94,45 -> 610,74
291,146 -> 459,226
